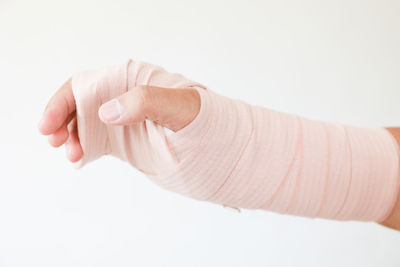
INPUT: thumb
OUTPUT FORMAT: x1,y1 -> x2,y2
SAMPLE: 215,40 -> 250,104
98,85 -> 200,132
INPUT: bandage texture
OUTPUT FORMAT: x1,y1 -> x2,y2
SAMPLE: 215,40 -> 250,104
72,60 -> 400,222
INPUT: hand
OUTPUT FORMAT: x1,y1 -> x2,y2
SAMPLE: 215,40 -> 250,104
38,78 -> 201,163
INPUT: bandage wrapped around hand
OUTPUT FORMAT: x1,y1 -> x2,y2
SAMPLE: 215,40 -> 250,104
72,59 -> 400,222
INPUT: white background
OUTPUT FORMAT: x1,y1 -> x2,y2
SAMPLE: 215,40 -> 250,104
1,0 -> 400,266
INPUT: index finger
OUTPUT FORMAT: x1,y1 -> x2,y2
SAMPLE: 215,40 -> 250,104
38,78 -> 76,135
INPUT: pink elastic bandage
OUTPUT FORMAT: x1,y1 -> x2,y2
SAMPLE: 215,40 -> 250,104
72,60 -> 400,222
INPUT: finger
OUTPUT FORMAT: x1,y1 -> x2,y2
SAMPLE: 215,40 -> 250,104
65,117 -> 83,163
98,86 -> 147,125
38,78 -> 76,136
47,112 -> 76,147
98,86 -> 200,132
48,123 -> 69,147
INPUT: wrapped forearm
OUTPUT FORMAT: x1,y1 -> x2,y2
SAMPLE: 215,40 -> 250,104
72,60 -> 400,222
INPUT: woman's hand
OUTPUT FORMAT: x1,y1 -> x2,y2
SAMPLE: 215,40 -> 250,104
38,62 -> 400,229
38,78 -> 200,162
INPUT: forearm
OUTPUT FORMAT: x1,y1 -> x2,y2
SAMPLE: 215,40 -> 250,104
380,128 -> 400,230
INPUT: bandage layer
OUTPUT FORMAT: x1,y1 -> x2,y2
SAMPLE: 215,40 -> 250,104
72,60 -> 400,222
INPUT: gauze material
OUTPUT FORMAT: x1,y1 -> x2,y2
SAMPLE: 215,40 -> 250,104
72,59 -> 400,222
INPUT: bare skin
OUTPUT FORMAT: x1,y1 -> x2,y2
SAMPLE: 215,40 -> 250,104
38,78 -> 400,231
380,128 -> 400,231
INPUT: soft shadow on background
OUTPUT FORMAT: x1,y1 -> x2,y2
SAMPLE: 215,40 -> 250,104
0,0 -> 399,266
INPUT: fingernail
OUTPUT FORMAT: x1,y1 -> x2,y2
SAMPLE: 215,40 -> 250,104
99,99 -> 123,122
